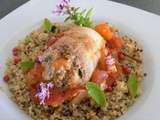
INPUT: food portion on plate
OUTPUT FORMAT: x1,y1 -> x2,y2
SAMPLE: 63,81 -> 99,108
3,0 -> 146,120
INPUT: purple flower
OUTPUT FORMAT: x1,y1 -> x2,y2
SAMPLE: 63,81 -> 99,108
53,0 -> 70,15
35,82 -> 54,105
105,55 -> 115,66
36,55 -> 45,63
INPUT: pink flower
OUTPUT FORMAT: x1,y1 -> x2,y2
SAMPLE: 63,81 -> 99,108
37,56 -> 45,63
35,82 -> 54,105
105,55 -> 115,66
53,0 -> 70,15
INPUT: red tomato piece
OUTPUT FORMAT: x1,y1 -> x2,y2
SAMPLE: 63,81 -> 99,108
108,36 -> 124,49
45,88 -> 65,106
99,48 -> 109,70
14,56 -> 21,64
3,74 -> 10,82
12,47 -> 19,56
47,37 -> 58,47
95,23 -> 113,40
117,51 -> 125,60
122,65 -> 130,74
91,69 -> 108,84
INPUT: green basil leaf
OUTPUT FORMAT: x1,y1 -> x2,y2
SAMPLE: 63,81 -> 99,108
43,18 -> 53,32
20,60 -> 35,71
86,82 -> 107,107
127,73 -> 138,97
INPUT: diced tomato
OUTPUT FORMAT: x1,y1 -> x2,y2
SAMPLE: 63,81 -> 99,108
14,56 -> 21,64
45,86 -> 85,106
108,64 -> 122,78
27,63 -> 44,88
106,77 -> 116,87
106,86 -> 112,92
45,88 -> 65,106
107,36 -> 124,49
91,69 -> 108,84
95,23 -> 113,40
3,74 -> 10,82
117,51 -> 125,60
47,37 -> 58,47
105,76 -> 117,92
99,48 -> 109,70
107,65 -> 117,74
122,65 -> 130,74
12,47 -> 19,56
64,86 -> 86,100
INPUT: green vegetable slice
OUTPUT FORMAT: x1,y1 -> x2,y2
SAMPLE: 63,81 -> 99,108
43,18 -> 53,32
127,73 -> 138,97
86,82 -> 107,107
20,60 -> 35,71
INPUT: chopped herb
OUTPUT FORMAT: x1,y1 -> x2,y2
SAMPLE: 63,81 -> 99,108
86,82 -> 107,107
43,18 -> 53,32
20,60 -> 35,71
127,73 -> 138,97
45,56 -> 52,62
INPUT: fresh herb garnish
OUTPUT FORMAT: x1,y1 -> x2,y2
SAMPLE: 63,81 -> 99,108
86,82 -> 107,107
43,18 -> 53,32
53,0 -> 93,27
65,7 -> 93,27
20,60 -> 35,71
45,55 -> 52,62
127,73 -> 138,97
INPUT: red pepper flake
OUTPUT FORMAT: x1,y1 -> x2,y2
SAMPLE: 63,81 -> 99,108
3,74 -> 10,82
14,56 -> 21,64
122,65 -> 130,74
12,47 -> 19,56
117,51 -> 125,61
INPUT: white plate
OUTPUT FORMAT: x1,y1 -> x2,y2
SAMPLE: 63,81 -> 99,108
0,0 -> 160,120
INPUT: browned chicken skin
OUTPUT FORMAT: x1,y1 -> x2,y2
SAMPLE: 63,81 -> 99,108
43,27 -> 105,87
27,26 -> 105,105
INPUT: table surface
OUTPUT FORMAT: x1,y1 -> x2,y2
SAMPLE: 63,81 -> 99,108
0,0 -> 160,19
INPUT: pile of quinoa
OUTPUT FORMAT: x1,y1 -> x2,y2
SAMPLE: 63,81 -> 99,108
4,24 -> 145,120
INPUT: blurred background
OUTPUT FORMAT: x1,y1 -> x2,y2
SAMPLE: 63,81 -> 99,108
0,0 -> 160,19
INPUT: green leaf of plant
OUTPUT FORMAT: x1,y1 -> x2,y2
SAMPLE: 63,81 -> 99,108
43,18 -> 53,32
127,73 -> 138,97
64,7 -> 93,28
86,82 -> 107,107
85,8 -> 93,19
20,60 -> 35,71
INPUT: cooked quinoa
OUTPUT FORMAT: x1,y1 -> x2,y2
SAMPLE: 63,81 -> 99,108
4,23 -> 145,120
